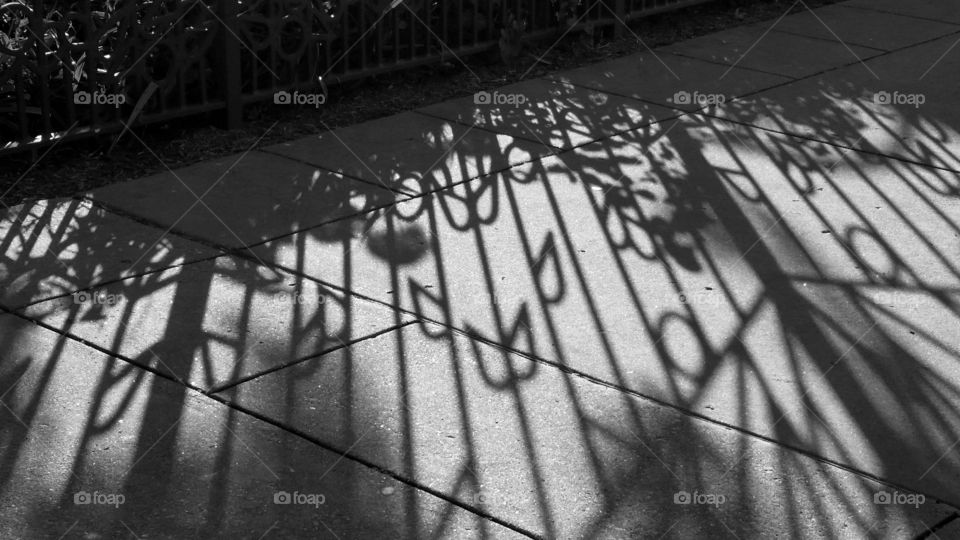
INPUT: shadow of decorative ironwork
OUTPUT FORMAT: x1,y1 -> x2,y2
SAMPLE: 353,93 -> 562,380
2,46 -> 960,538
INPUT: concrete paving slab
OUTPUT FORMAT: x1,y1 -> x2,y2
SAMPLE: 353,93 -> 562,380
709,33 -> 960,171
262,111 -> 554,196
683,118 -> 960,287
0,314 -> 519,539
418,78 -> 681,150
547,50 -> 791,112
249,123 -> 737,402
844,0 -> 960,25
6,2 -> 959,536
933,516 -> 960,537
769,3 -> 960,51
248,116 -> 960,508
670,113 -> 960,505
219,322 -> 957,538
87,150 -> 398,250
18,255 -> 414,392
659,23 -> 883,79
0,198 -> 215,311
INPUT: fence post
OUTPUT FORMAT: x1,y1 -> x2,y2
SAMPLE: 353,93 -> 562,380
614,0 -> 627,38
30,1 -> 52,139
216,0 -> 242,129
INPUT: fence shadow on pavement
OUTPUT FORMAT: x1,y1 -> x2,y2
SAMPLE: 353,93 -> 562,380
2,59 -> 960,538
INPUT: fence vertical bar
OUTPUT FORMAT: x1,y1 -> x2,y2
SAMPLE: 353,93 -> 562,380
216,0 -> 242,129
614,0 -> 627,37
31,0 -> 52,141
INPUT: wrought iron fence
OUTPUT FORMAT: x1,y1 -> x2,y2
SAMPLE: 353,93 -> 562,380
0,0 -> 708,155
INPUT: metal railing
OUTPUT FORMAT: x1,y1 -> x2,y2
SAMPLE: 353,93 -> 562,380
0,0 -> 708,155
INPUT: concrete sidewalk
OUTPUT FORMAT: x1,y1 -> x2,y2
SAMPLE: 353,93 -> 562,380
3,0 -> 960,538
